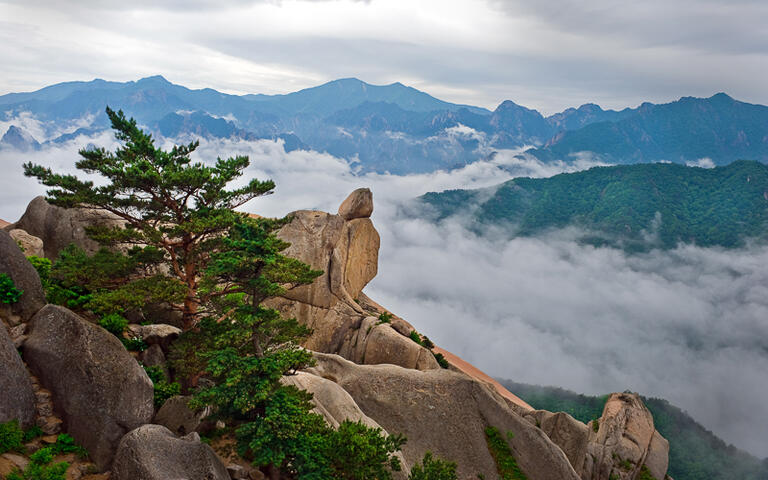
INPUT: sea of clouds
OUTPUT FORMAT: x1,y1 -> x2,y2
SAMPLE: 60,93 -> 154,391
1,130 -> 766,458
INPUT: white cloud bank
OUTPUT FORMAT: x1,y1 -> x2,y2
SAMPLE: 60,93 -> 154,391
1,135 -> 767,458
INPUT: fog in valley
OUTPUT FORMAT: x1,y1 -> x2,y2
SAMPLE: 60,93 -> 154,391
1,131 -> 766,458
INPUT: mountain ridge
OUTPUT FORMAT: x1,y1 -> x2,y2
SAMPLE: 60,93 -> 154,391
2,76 -> 767,173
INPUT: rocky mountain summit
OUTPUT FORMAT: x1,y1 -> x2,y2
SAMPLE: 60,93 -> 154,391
0,190 -> 670,480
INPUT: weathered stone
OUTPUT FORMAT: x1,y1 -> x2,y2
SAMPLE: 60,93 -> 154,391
154,396 -> 210,437
338,188 -> 374,220
525,410 -> 590,473
8,229 -> 44,258
140,344 -> 169,380
342,218 -> 379,300
0,453 -> 28,478
127,323 -> 181,351
23,305 -> 154,470
0,322 -> 35,428
307,352 -> 581,480
111,424 -> 229,480
0,229 -> 45,322
339,317 -> 438,370
12,196 -> 123,259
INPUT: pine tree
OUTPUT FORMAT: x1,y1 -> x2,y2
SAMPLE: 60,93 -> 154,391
23,107 -> 275,330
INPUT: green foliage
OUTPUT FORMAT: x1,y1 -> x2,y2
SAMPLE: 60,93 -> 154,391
24,107 -> 277,330
378,311 -> 393,323
420,335 -> 435,350
7,444 -> 69,480
98,313 -> 127,336
143,365 -> 181,409
409,330 -> 424,346
121,337 -> 148,352
28,256 -> 51,287
46,244 -> 185,317
502,380 -> 768,480
484,426 -> 528,480
0,419 -> 24,454
636,465 -> 658,480
422,161 -> 768,250
51,434 -> 88,459
409,452 -> 458,480
433,352 -> 450,369
23,425 -> 43,443
0,273 -> 23,304
324,420 -> 405,480
592,419 -> 600,433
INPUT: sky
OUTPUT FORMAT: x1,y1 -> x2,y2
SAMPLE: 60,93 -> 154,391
2,135 -> 767,457
1,0 -> 767,114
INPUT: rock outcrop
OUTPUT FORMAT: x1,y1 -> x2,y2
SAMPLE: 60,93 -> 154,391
0,322 -> 36,428
112,424 -> 229,480
306,352 -> 582,480
524,392 -> 669,480
23,305 -> 154,470
267,191 -> 439,371
12,196 -> 122,259
8,229 -> 44,258
0,229 -> 45,323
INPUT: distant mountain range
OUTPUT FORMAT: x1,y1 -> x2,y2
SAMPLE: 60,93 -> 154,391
2,76 -> 767,173
419,161 -> 768,250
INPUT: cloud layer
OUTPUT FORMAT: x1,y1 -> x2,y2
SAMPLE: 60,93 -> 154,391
2,134 -> 767,458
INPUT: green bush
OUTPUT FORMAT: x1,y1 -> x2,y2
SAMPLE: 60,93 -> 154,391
378,312 -> 393,324
484,426 -> 528,480
99,313 -> 128,336
409,452 -> 458,480
0,419 -> 24,454
0,273 -> 23,304
433,352 -> 450,369
121,337 -> 148,352
52,433 -> 88,458
143,365 -> 181,409
23,425 -> 44,443
409,330 -> 424,346
592,418 -> 600,432
421,335 -> 435,350
7,444 -> 69,480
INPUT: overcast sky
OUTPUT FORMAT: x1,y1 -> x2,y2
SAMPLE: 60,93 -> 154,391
1,0 -> 767,114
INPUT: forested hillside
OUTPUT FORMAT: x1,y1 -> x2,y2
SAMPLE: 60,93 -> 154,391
420,161 -> 768,249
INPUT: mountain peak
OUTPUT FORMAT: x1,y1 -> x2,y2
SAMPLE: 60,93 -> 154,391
135,75 -> 171,86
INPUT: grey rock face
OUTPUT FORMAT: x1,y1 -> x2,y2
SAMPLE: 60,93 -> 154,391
0,323 -> 36,428
153,396 -> 210,437
111,424 -> 229,480
23,305 -> 154,470
0,229 -> 45,322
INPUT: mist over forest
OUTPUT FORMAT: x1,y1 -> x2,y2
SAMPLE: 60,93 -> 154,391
3,131 -> 766,459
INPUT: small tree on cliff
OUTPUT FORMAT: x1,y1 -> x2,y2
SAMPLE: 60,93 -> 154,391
23,107 -> 275,330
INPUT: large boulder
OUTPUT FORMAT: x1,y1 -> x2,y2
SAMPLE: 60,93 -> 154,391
337,187 -> 373,220
0,229 -> 45,323
111,424 -> 229,480
12,196 -> 122,259
8,229 -> 44,258
0,323 -> 35,428
23,305 -> 154,470
307,352 -> 581,480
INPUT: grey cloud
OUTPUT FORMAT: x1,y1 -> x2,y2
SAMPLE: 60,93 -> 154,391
486,0 -> 768,55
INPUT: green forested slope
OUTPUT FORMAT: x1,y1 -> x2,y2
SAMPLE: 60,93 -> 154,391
420,161 -> 768,249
